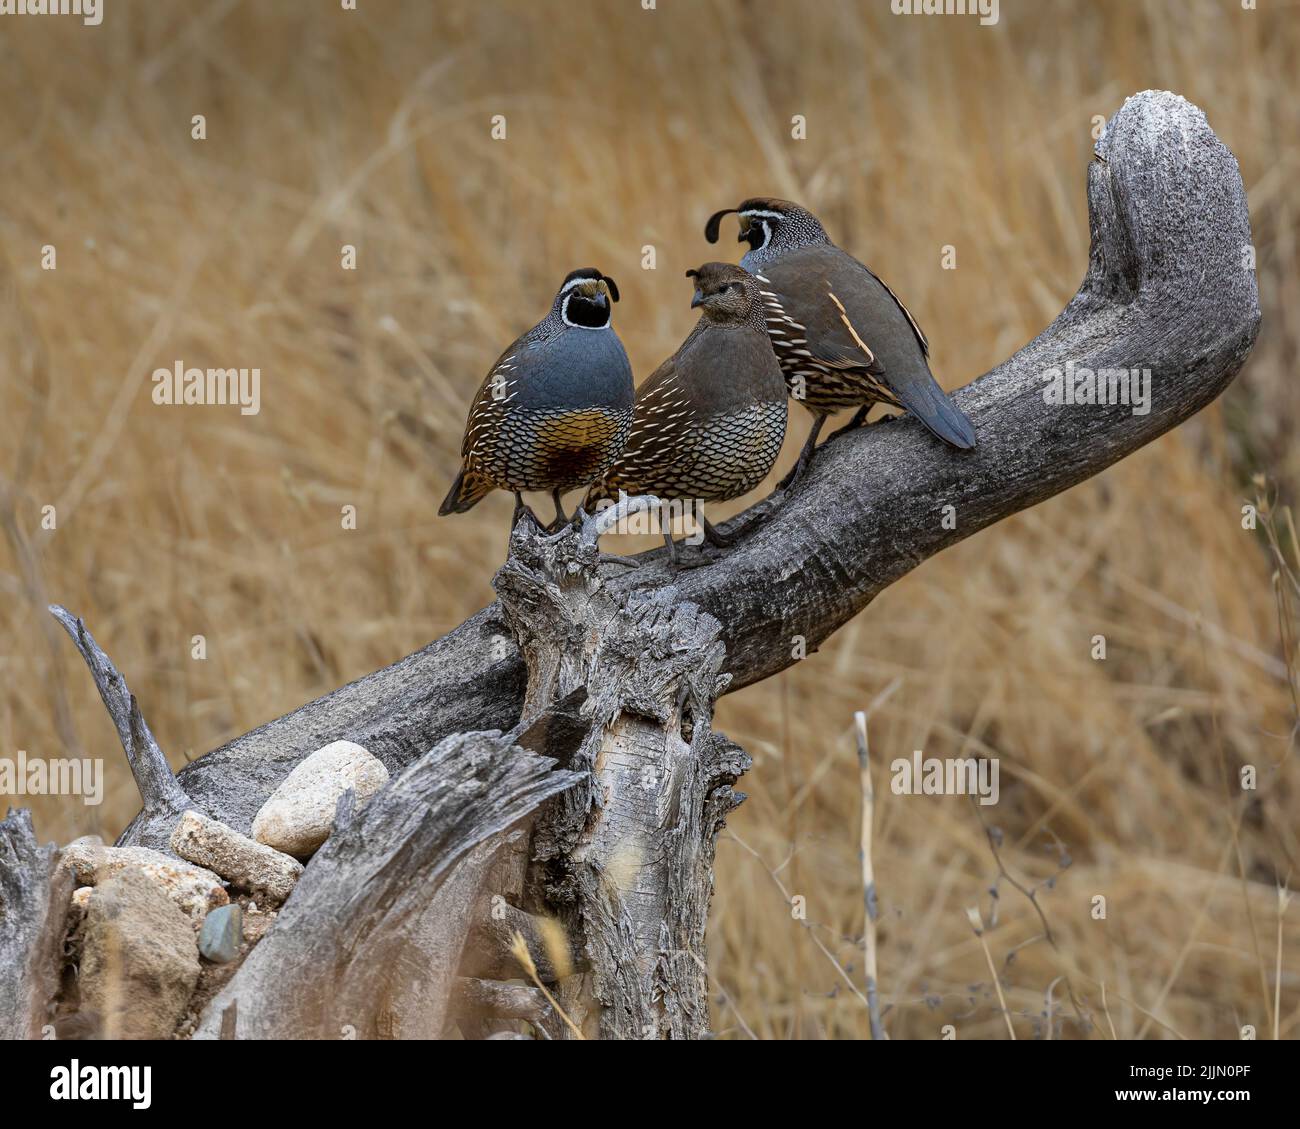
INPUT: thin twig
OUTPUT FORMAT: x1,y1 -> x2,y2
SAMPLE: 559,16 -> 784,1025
725,831 -> 871,1010
511,931 -> 584,1040
1100,982 -> 1118,1040
966,906 -> 1015,1039
1277,883 -> 1292,1042
854,709 -> 887,1040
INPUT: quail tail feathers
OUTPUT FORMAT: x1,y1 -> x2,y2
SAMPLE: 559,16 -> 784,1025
438,465 -> 495,515
887,371 -> 977,450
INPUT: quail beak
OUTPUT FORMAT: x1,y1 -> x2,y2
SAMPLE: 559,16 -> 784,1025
690,289 -> 705,309
736,215 -> 753,243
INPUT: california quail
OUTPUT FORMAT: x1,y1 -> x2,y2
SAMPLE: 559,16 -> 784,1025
705,197 -> 976,486
587,262 -> 787,563
439,268 -> 634,529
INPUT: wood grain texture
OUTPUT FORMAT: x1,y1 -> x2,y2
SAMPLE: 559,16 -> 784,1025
493,513 -> 748,1037
0,809 -> 71,1040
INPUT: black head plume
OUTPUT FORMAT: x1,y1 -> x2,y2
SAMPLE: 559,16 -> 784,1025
601,274 -> 620,302
704,207 -> 740,244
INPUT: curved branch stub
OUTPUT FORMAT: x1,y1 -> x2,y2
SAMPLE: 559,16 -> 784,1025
48,605 -> 190,823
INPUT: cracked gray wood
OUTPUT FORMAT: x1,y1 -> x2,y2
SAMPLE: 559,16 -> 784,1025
189,731 -> 580,1039
0,809 -> 72,1040
492,509 -> 749,1037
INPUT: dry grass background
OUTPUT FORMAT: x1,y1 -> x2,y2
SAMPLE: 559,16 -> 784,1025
1,0 -> 1297,1039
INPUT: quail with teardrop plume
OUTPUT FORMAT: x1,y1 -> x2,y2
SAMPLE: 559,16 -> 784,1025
705,197 -> 976,485
439,268 -> 634,527
588,262 -> 787,562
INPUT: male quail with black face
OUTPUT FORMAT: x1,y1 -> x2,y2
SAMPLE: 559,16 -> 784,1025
439,268 -> 634,528
587,262 -> 787,563
705,197 -> 976,485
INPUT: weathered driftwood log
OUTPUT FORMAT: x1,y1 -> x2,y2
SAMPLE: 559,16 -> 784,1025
190,731 -> 580,1039
42,502 -> 750,1039
0,809 -> 72,1039
31,89 -> 1260,1039
101,90 -> 1258,856
492,505 -> 750,1038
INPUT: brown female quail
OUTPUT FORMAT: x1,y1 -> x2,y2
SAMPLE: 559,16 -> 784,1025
588,262 -> 787,563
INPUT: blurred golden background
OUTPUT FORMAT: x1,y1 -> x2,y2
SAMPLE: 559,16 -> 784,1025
1,0 -> 1296,1039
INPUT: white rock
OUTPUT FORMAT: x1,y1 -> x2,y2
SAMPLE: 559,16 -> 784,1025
170,809 -> 303,904
67,834 -> 105,849
59,842 -> 228,923
251,740 -> 388,858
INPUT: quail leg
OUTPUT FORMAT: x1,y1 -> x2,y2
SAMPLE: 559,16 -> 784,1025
547,487 -> 569,532
662,529 -> 679,567
700,511 -> 734,549
509,492 -> 549,553
664,521 -> 715,570
774,414 -> 827,493
828,404 -> 872,441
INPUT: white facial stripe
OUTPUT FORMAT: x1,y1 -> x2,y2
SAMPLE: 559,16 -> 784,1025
560,276 -> 602,296
740,213 -> 774,253
561,290 -> 610,329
